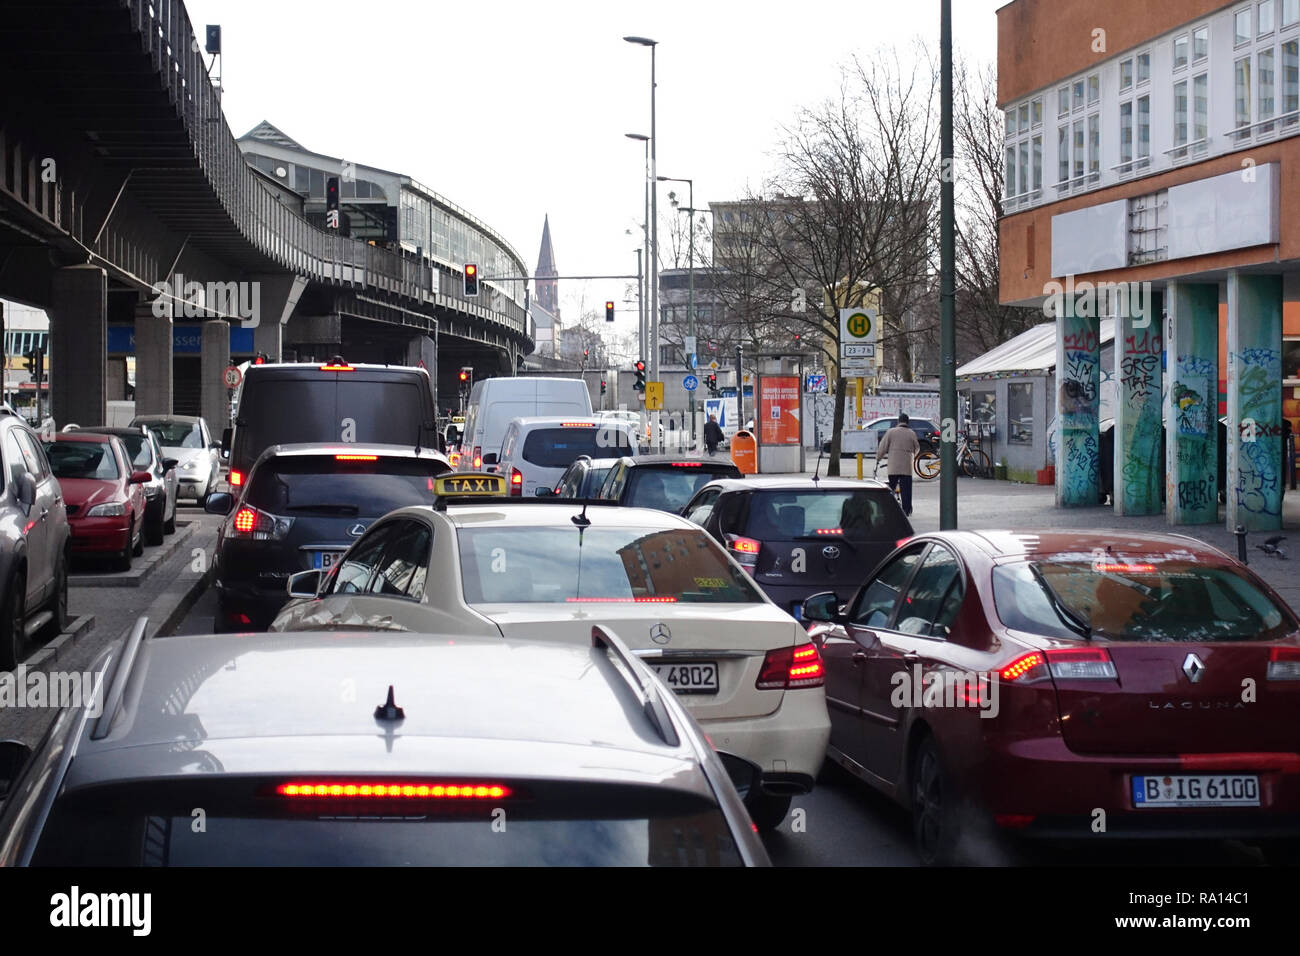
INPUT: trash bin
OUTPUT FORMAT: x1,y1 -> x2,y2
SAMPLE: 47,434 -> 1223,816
731,430 -> 757,475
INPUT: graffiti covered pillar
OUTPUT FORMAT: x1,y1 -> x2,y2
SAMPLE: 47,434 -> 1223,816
1114,287 -> 1163,515
1055,303 -> 1101,507
1226,272 -> 1283,532
1165,282 -> 1220,525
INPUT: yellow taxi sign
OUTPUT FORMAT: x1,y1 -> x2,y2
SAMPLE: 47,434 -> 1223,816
434,473 -> 506,497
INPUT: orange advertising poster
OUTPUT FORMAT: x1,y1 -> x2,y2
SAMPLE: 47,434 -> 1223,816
759,375 -> 801,445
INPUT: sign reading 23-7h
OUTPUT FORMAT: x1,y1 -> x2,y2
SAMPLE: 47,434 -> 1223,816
839,308 -> 878,370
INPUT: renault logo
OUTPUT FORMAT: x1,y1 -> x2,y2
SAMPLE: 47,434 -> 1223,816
348,523 -> 367,537
822,546 -> 841,560
1182,652 -> 1206,683
650,623 -> 671,645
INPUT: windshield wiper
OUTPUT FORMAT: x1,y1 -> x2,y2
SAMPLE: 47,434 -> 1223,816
1028,564 -> 1092,639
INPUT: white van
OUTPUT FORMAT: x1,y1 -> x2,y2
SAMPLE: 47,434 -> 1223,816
461,377 -> 593,471
497,417 -> 637,497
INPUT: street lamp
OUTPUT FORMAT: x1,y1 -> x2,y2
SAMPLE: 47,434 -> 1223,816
658,175 -> 696,446
624,35 -> 659,451
625,132 -> 650,364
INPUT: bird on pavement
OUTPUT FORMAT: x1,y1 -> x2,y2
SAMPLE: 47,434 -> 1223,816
1255,535 -> 1288,560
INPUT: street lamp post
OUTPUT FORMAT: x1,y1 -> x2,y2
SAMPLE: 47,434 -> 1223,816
625,132 -> 649,366
658,175 -> 694,447
624,35 -> 659,451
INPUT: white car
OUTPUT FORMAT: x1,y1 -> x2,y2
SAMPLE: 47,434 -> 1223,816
131,415 -> 221,502
496,416 -> 638,498
270,478 -> 831,831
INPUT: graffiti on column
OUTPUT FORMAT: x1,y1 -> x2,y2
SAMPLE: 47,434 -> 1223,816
1119,329 -> 1162,511
1172,354 -> 1216,518
1235,347 -> 1282,517
1059,323 -> 1100,505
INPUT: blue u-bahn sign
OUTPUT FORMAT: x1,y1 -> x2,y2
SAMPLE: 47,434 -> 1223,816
107,324 -> 256,355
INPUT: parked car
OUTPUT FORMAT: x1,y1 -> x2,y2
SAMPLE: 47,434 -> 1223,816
131,415 -> 220,504
596,455 -> 743,513
802,529 -> 1300,865
681,477 -> 914,620
496,417 -> 637,497
823,416 -> 940,457
222,361 -> 439,492
206,443 -> 451,631
42,433 -> 147,572
461,376 -> 592,471
78,426 -> 177,545
0,409 -> 70,669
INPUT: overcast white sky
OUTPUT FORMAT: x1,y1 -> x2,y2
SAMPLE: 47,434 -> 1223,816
181,0 -> 1003,349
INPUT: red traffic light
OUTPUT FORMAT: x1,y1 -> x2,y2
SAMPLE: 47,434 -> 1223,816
465,264 -> 476,276
635,360 -> 645,372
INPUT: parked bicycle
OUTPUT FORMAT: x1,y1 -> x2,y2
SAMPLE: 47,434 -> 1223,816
912,431 -> 992,480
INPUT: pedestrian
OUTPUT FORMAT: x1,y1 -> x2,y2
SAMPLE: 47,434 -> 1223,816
876,413 -> 920,516
704,414 -> 724,456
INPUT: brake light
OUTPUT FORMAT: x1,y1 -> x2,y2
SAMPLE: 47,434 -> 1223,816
1093,562 -> 1157,573
814,527 -> 842,535
233,507 -> 257,533
564,596 -> 678,603
472,447 -> 482,469
229,470 -> 243,486
896,537 -> 911,548
1268,647 -> 1300,681
756,643 -> 825,690
509,467 -> 523,496
320,363 -> 354,372
335,454 -> 378,461
228,504 -> 293,541
449,452 -> 461,467
560,422 -> 595,427
670,462 -> 703,467
731,537 -> 760,554
1000,648 -> 1116,683
277,781 -> 510,799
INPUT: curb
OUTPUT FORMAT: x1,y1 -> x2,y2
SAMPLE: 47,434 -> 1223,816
69,520 -> 198,588
20,614 -> 95,671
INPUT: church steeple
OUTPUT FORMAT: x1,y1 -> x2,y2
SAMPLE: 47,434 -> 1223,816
535,215 -> 559,315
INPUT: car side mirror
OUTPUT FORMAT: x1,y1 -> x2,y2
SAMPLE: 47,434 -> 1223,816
15,472 -> 36,508
801,591 -> 843,624
287,569 -> 322,599
162,458 -> 179,470
0,739 -> 33,802
535,487 -> 555,497
220,428 -> 232,454
481,452 -> 498,466
209,443 -> 222,451
129,470 -> 152,485
205,492 -> 234,515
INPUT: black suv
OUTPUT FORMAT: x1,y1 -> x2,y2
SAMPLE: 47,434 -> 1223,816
596,455 -> 744,513
206,444 -> 450,631
0,411 -> 70,669
681,476 -> 913,620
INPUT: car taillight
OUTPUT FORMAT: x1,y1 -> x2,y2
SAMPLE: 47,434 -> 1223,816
229,470 -> 243,486
509,468 -> 523,496
1000,647 -> 1116,683
320,363 -> 354,372
1268,647 -> 1300,681
229,504 -> 293,541
726,535 -> 760,569
449,452 -> 461,467
756,643 -> 825,690
472,447 -> 482,469
670,462 -> 702,467
896,537 -> 911,548
277,781 -> 510,799
335,454 -> 378,461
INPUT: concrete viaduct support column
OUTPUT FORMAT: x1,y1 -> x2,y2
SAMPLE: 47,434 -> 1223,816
406,332 -> 437,408
1165,281 -> 1220,525
200,320 -> 231,433
1114,288 -> 1164,515
134,295 -> 173,416
1226,272 -> 1284,531
248,274 -> 308,362
1055,304 -> 1101,507
50,265 -> 107,428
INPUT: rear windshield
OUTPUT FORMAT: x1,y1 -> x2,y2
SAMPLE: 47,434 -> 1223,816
993,558 -> 1296,642
744,490 -> 910,542
44,441 -> 119,480
142,422 -> 202,447
626,466 -> 736,512
245,456 -> 450,518
114,434 -> 150,467
521,427 -> 633,468
31,780 -> 742,866
581,466 -> 613,496
236,379 -> 429,463
458,526 -> 763,604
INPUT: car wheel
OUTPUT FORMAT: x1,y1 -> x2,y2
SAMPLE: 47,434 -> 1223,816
42,554 -> 69,639
0,571 -> 27,671
116,532 -> 133,572
132,516 -> 145,556
146,501 -> 165,545
164,504 -> 177,535
744,790 -> 793,833
911,737 -> 962,866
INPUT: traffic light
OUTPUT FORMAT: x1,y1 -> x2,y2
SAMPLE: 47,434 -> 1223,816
22,350 -> 36,374
325,177 -> 340,229
634,359 -> 646,392
253,352 -> 268,365
605,301 -> 615,322
458,366 -> 473,388
463,264 -> 479,297
706,373 -> 718,395
600,379 -> 607,396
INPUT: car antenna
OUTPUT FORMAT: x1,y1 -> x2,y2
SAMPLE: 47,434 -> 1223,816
572,501 -> 591,527
373,685 -> 405,721
812,444 -> 823,486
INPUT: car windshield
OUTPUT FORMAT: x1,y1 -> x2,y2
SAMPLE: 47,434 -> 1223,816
744,490 -> 910,542
626,467 -> 729,512
115,434 -> 150,467
143,422 -> 203,448
521,427 -> 634,468
244,456 -> 450,517
581,466 -> 613,496
43,441 -> 118,480
458,525 -> 763,604
993,558 -> 1296,642
31,780 -> 743,866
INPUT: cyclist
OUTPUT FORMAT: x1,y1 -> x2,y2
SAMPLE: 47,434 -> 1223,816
876,414 -> 920,517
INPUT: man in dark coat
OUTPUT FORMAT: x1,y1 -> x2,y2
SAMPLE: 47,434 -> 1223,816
704,415 -> 724,456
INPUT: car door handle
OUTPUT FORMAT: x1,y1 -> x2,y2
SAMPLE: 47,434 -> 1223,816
39,508 -> 49,520
903,652 -> 921,663
851,651 -> 867,665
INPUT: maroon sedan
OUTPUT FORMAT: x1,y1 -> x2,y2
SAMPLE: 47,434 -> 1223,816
43,433 -> 149,571
802,530 -> 1300,865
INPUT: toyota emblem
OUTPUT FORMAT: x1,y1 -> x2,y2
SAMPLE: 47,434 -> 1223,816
1182,652 -> 1205,683
348,523 -> 367,537
650,623 -> 671,645
822,545 -> 841,560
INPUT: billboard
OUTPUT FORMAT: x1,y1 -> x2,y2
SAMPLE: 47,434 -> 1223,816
759,375 -> 801,445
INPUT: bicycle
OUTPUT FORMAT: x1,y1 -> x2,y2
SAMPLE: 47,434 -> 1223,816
911,432 -> 992,480
873,459 -> 905,508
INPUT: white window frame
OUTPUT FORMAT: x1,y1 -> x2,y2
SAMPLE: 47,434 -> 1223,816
1236,6 -> 1254,46
1260,0 -> 1276,37
1174,33 -> 1190,71
1285,0 -> 1300,30
1004,97 -> 1044,206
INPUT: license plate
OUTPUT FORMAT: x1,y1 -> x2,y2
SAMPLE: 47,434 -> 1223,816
312,550 -> 345,570
790,602 -> 803,621
1132,774 -> 1260,808
651,662 -> 719,694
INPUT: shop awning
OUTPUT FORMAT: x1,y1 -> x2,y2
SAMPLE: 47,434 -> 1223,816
957,319 -> 1115,380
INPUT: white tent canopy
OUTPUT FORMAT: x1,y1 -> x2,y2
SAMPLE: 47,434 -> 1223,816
957,319 -> 1116,379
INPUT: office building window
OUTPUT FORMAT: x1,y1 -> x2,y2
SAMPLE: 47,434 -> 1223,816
1175,34 -> 1189,70
1119,100 -> 1134,168
1137,51 -> 1151,84
1087,73 -> 1100,105
1058,85 -> 1070,117
1237,56 -> 1254,138
1057,126 -> 1070,187
1261,0 -> 1276,35
1174,79 -> 1189,155
1284,40 -> 1299,125
1261,47 -> 1277,132
1137,95 -> 1151,161
1194,25 -> 1210,60
1032,135 -> 1042,191
1194,72 -> 1209,148
1237,7 -> 1253,45
1286,0 -> 1300,28
1120,58 -> 1133,91
1088,113 -> 1100,181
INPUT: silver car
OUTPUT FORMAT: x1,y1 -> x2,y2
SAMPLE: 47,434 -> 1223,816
0,620 -> 768,867
131,415 -> 220,502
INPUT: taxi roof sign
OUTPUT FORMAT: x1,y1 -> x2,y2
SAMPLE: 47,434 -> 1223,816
434,473 -> 507,499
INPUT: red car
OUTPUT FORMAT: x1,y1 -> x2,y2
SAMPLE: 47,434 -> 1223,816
43,433 -> 149,571
802,530 -> 1300,865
